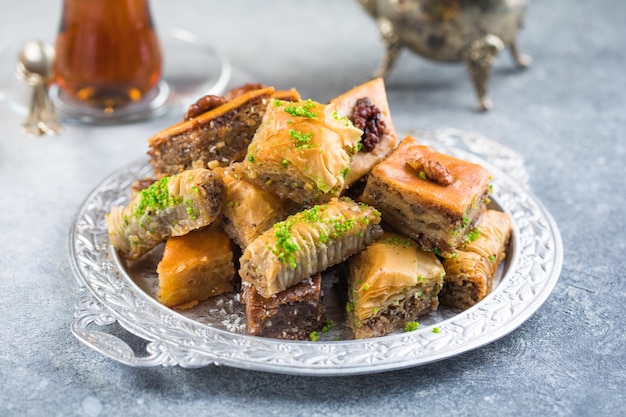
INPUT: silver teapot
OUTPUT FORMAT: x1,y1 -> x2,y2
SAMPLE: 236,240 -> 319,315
358,0 -> 531,110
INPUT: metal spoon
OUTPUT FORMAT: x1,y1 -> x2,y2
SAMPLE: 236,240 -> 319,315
15,40 -> 63,136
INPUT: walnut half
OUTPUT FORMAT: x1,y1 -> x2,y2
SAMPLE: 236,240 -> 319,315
406,157 -> 455,186
184,95 -> 227,121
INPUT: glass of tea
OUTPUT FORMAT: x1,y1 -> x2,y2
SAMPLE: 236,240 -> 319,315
52,0 -> 168,123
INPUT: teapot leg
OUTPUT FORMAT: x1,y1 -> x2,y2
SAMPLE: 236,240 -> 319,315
373,18 -> 402,78
463,34 -> 505,111
509,39 -> 532,68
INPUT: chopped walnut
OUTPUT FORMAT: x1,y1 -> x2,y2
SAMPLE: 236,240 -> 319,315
184,95 -> 227,121
351,97 -> 386,152
406,157 -> 455,186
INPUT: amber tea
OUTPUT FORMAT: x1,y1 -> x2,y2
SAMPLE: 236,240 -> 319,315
54,0 -> 162,111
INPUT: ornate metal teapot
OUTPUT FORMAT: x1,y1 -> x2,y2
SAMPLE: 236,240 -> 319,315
358,0 -> 531,110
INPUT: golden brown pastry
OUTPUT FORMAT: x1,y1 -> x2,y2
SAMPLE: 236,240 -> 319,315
346,233 -> 445,339
242,98 -> 363,205
106,168 -> 224,260
360,136 -> 491,257
239,198 -> 383,298
329,77 -> 397,187
156,223 -> 236,309
439,209 -> 513,309
148,87 -> 275,177
215,164 -> 294,249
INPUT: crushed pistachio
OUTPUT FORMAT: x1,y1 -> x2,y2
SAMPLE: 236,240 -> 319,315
386,236 -> 413,248
465,227 -> 480,242
321,319 -> 333,333
284,99 -> 317,118
309,331 -> 319,342
289,129 -> 314,149
332,110 -> 353,127
133,176 -> 182,218
404,321 -> 420,332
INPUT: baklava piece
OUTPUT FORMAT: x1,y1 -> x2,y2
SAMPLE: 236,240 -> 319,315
329,77 -> 397,187
239,198 -> 383,298
346,233 -> 445,339
106,168 -> 224,260
439,209 -> 513,309
360,136 -> 491,257
215,164 -> 294,249
156,223 -> 236,309
241,273 -> 326,340
242,98 -> 363,205
148,86 -> 275,177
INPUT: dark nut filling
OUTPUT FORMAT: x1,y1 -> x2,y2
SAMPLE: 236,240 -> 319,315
351,97 -> 386,152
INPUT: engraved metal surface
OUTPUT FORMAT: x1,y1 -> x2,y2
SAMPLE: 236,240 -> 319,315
68,129 -> 562,375
358,0 -> 532,110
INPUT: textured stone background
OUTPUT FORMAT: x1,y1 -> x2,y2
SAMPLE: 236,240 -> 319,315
0,0 -> 624,416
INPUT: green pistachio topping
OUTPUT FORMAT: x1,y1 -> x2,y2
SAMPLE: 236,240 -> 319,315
465,227 -> 480,242
332,110 -> 353,127
321,319 -> 333,333
284,99 -> 317,118
404,321 -> 420,332
385,236 -> 414,248
270,202 -> 375,269
289,129 -> 314,149
133,177 -> 182,218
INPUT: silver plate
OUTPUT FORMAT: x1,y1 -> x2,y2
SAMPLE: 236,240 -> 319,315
68,128 -> 562,375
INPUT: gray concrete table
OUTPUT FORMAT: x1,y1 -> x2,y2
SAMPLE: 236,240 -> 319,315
1,0 -> 624,416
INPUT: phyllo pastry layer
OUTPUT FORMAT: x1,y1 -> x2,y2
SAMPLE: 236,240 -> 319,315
156,223 -> 236,309
347,233 -> 445,339
239,198 -> 383,298
360,136 -> 491,257
241,273 -> 326,340
329,77 -> 397,187
106,168 -> 224,260
242,98 -> 363,205
215,164 -> 293,249
440,209 -> 513,309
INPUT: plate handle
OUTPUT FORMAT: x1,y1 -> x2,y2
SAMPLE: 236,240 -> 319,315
71,290 -> 177,367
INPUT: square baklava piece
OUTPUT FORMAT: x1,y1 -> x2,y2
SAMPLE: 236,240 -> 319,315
439,209 -> 513,309
346,233 -> 445,339
156,222 -> 236,309
241,273 -> 326,340
360,136 -> 491,257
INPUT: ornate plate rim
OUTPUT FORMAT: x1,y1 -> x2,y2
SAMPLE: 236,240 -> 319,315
68,128 -> 563,376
